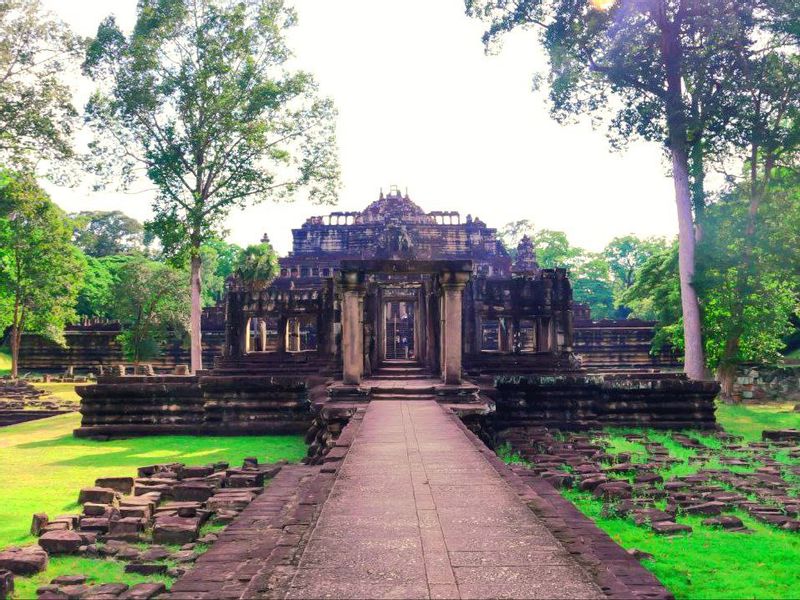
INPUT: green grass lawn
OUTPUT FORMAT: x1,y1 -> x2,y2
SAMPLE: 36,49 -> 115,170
0,413 -> 307,550
31,381 -> 88,404
1,413 -> 307,597
0,347 -> 11,377
716,401 -> 799,441
565,490 -> 800,600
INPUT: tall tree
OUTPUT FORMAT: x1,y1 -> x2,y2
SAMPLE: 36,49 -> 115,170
465,0 -> 785,379
83,0 -> 340,372
0,170 -> 85,377
236,241 -> 279,291
0,0 -> 82,169
70,210 -> 146,257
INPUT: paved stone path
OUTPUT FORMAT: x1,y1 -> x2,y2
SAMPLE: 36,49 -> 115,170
285,400 -> 603,599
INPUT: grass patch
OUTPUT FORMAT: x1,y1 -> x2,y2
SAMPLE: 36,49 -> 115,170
497,403 -> 800,599
716,401 -> 799,442
12,556 -> 175,599
0,347 -> 11,377
31,382 -> 89,404
0,413 -> 307,549
564,489 -> 800,600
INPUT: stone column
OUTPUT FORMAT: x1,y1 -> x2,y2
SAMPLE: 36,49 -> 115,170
241,318 -> 251,354
258,319 -> 268,351
440,271 -> 469,385
277,316 -> 287,353
341,271 -> 366,385
290,318 -> 301,352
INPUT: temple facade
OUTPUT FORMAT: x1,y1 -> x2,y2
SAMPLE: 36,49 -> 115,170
222,187 -> 576,385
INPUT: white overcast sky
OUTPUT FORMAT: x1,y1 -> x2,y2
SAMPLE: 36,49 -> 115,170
41,0 -> 679,255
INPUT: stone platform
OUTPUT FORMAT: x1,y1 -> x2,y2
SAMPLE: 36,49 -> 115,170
171,400 -> 668,599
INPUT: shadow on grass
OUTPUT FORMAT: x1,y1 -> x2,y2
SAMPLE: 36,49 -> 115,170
15,433 -> 306,468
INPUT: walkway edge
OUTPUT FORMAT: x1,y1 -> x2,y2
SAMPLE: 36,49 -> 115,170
445,409 -> 672,600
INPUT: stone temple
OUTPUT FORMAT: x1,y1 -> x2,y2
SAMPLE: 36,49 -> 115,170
76,188 -> 719,444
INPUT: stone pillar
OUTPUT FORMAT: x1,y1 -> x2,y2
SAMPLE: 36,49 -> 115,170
277,316 -> 287,353
440,272 -> 469,385
258,319 -> 268,351
341,271 -> 366,385
290,318 -> 301,352
241,318 -> 251,354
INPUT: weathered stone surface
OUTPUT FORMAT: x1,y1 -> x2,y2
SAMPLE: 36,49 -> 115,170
172,482 -> 214,502
51,574 -> 87,586
38,530 -> 83,554
0,569 -> 13,599
78,487 -> 116,505
651,521 -> 693,535
95,477 -> 134,495
119,582 -> 166,599
684,501 -> 725,516
124,563 -> 167,576
152,517 -> 199,545
702,516 -> 745,530
0,546 -> 48,575
30,513 -> 49,537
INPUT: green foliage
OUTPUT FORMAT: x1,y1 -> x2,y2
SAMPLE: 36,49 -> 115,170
69,211 -> 145,257
236,242 -> 279,290
0,0 -> 83,170
623,242 -> 683,347
200,238 -> 243,306
82,0 -> 340,261
0,170 -> 85,376
76,254 -> 140,319
108,257 -> 189,363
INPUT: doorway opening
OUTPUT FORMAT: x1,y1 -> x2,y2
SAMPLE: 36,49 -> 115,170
384,301 -> 415,360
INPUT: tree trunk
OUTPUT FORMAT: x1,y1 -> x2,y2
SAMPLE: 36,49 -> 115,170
190,252 -> 203,373
660,16 -> 706,381
9,324 -> 19,379
670,145 -> 706,380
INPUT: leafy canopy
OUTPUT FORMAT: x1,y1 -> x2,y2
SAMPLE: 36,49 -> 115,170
108,256 -> 190,363
0,170 -> 85,376
70,211 -> 146,257
0,0 -> 83,170
82,0 -> 340,261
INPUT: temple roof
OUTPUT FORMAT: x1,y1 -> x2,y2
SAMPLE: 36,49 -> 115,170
357,187 -> 435,224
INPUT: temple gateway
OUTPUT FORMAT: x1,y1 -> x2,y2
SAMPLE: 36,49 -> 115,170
222,186 -> 576,387
76,188 -> 719,444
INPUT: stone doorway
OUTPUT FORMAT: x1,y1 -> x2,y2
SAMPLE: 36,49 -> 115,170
384,301 -> 415,361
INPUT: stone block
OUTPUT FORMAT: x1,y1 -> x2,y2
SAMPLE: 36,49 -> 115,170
51,575 -> 87,586
152,517 -> 200,545
95,477 -> 134,495
78,517 -> 110,533
38,530 -> 83,554
684,501 -> 725,516
78,487 -> 116,505
0,569 -> 13,599
30,513 -> 49,537
651,521 -> 693,535
119,582 -> 166,599
172,482 -> 214,502
124,563 -> 167,576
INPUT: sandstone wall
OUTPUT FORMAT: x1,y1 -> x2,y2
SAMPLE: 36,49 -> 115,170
488,373 -> 719,434
75,375 -> 319,438
573,320 -> 681,371
18,330 -> 224,373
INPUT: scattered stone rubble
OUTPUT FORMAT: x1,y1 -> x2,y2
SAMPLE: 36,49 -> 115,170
504,427 -> 800,540
0,458 -> 282,599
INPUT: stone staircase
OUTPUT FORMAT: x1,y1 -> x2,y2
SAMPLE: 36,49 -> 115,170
369,360 -> 439,401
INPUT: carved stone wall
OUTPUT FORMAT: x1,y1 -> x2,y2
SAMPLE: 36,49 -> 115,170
573,319 -> 681,371
75,374 -> 323,438
487,373 -> 719,433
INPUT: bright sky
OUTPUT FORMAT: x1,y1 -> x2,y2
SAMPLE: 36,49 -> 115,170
41,0 -> 679,256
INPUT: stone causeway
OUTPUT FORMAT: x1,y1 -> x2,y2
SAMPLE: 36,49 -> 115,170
168,400 -> 669,599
